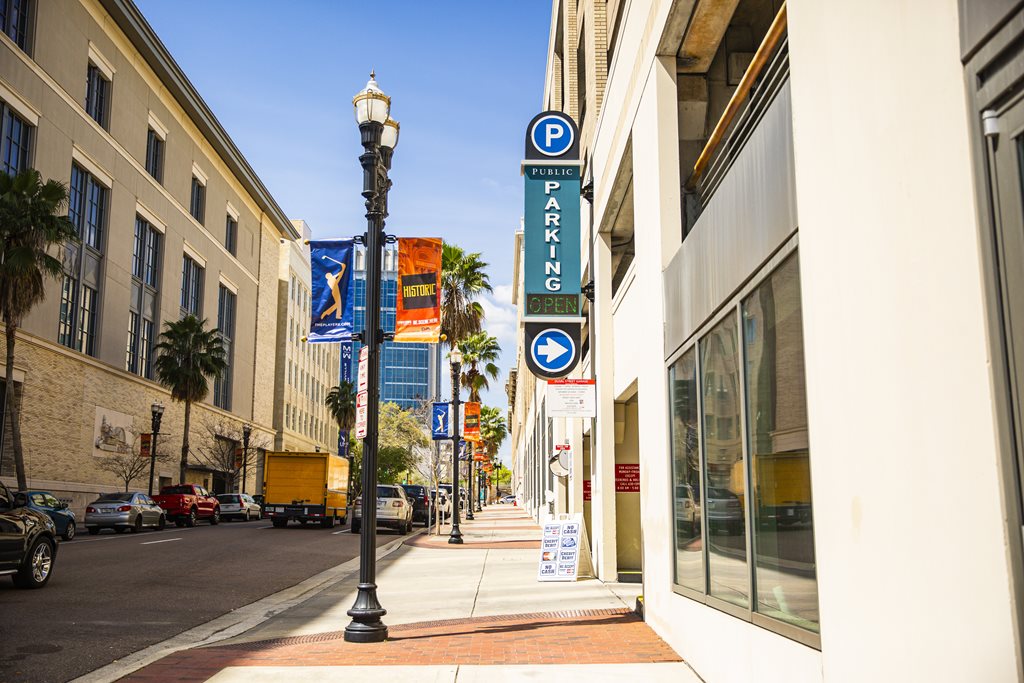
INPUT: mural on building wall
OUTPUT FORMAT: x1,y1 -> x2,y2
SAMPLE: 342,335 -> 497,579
93,407 -> 134,457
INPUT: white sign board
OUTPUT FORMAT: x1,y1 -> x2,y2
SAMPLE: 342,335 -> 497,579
357,346 -> 369,392
546,379 -> 595,418
537,514 -> 583,581
355,389 -> 368,439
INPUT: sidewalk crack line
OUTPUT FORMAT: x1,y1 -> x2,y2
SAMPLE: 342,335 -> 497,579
469,548 -> 489,617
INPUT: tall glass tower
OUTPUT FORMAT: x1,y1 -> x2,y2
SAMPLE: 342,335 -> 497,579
349,246 -> 440,409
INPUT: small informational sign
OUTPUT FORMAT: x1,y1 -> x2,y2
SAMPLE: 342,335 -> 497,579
583,479 -> 591,502
615,464 -> 640,493
357,346 -> 368,392
355,390 -> 368,439
538,514 -> 584,582
547,379 -> 596,418
340,342 -> 353,384
431,402 -> 451,440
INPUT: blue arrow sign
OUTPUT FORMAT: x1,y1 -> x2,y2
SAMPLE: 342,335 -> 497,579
530,328 -> 577,375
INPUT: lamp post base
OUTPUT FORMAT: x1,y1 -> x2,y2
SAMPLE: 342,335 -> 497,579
448,527 -> 464,544
344,582 -> 389,643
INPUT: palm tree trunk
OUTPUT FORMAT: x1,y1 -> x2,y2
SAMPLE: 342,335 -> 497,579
4,320 -> 27,490
179,399 -> 191,484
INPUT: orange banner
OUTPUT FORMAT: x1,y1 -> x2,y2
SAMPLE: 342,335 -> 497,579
395,237 -> 442,343
463,402 -> 481,442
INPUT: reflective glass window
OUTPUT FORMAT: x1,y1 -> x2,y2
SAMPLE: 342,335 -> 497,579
670,348 -> 703,590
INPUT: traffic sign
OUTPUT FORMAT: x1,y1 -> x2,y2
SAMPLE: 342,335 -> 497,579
355,389 -> 368,439
357,346 -> 368,392
524,322 -> 581,379
525,111 -> 579,161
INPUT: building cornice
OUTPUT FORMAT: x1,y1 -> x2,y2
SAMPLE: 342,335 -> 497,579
98,0 -> 300,241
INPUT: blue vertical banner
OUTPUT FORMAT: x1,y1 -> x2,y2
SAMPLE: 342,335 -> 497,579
431,402 -> 451,440
309,239 -> 354,343
340,342 -> 353,383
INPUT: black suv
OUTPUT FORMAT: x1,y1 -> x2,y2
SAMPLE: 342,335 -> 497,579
400,484 -> 431,527
0,480 -> 58,588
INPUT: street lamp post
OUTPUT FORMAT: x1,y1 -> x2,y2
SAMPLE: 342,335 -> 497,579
466,443 -> 475,521
241,423 -> 252,494
345,72 -> 399,645
148,402 -> 164,496
449,346 -> 464,544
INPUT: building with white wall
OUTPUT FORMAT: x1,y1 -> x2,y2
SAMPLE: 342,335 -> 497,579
509,0 -> 1024,680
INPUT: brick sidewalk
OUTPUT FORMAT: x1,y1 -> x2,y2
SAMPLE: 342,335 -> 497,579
121,609 -> 681,682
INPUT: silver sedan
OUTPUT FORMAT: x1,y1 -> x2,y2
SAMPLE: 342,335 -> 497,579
84,492 -> 166,535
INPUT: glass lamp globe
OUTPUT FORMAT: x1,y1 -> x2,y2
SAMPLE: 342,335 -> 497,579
450,345 -> 463,365
381,118 -> 400,150
352,71 -> 390,125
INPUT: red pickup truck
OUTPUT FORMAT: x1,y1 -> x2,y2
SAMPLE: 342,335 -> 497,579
152,484 -> 221,527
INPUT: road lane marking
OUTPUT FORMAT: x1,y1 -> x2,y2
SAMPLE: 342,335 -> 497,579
141,538 -> 182,545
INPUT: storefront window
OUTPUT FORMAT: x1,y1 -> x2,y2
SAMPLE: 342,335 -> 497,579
669,349 -> 703,590
701,313 -> 748,608
743,254 -> 819,631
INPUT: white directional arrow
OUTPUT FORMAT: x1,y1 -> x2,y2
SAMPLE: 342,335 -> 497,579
537,337 -> 569,364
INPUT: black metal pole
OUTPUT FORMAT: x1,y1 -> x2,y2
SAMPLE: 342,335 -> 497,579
241,428 -> 250,494
147,410 -> 161,496
345,120 -> 389,643
466,442 -> 475,521
449,359 -> 464,544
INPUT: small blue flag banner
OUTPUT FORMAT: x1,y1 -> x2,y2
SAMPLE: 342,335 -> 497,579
309,239 -> 354,343
431,402 -> 451,440
340,342 -> 353,383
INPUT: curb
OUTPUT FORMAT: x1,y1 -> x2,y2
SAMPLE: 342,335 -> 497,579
72,526 -> 427,683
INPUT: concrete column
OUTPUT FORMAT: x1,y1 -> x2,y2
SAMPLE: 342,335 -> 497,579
630,55 -> 681,587
591,230 -> 618,580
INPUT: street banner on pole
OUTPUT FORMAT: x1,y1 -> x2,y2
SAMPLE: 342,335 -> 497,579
395,237 -> 442,343
309,239 -> 355,343
340,342 -> 353,383
546,379 -> 596,418
431,402 -> 451,440
140,433 -> 151,458
463,402 -> 480,442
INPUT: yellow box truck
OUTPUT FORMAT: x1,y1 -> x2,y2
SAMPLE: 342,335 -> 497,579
263,451 -> 349,529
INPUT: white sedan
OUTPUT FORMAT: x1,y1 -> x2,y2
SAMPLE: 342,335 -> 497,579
215,493 -> 261,521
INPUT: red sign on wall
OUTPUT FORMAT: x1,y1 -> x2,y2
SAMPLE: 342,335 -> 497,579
615,464 -> 640,493
583,479 -> 591,502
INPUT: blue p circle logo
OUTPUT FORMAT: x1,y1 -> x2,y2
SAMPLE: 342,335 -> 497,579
530,114 -> 574,157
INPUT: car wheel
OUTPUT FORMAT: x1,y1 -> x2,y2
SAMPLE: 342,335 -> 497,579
87,527 -> 99,536
175,519 -> 185,528
244,510 -> 251,522
320,516 -> 334,529
63,521 -> 76,542
186,508 -> 197,528
271,518 -> 287,528
209,508 -> 220,525
14,536 -> 55,589
132,516 -> 143,533
157,515 -> 166,531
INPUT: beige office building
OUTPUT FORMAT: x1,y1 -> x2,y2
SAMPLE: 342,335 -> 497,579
272,219 -> 341,456
0,0 -> 299,507
511,0 -> 1024,680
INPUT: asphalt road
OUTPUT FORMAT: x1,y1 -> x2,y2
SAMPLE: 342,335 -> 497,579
0,517 -> 403,682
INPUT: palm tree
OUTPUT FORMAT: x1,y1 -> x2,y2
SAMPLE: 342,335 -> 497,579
0,169 -> 77,490
153,315 -> 227,484
441,244 -> 491,348
325,380 -> 357,433
480,405 -> 507,461
458,331 -> 501,403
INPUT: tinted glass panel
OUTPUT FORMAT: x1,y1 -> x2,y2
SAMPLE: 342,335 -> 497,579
701,312 -> 748,608
669,348 -> 703,591
743,255 -> 819,632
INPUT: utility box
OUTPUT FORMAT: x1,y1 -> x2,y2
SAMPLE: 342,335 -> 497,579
263,451 -> 349,529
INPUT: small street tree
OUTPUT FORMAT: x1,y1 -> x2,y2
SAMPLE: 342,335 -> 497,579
95,421 -> 172,492
192,419 -> 270,493
153,315 -> 227,484
0,169 -> 77,490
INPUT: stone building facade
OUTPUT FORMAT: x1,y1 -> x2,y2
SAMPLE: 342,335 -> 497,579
0,0 -> 298,510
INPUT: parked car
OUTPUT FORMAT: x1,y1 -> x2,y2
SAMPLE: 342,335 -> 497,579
152,484 -> 220,527
706,487 -> 744,535
252,494 -> 267,518
0,480 -> 58,589
674,484 -> 701,537
431,488 -> 451,520
499,494 -> 516,505
352,485 -> 413,534
216,493 -> 261,521
438,484 -> 465,511
400,484 -> 431,527
84,492 -> 166,534
21,490 -> 77,541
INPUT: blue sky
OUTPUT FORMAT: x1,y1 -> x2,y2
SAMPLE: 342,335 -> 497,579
135,1 -> 551,463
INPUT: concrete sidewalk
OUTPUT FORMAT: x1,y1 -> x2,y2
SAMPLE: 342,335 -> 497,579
115,506 -> 701,682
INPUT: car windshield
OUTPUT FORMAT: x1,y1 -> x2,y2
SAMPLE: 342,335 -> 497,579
377,486 -> 400,498
217,495 -> 240,503
403,486 -> 424,496
161,486 -> 194,495
96,494 -> 133,502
